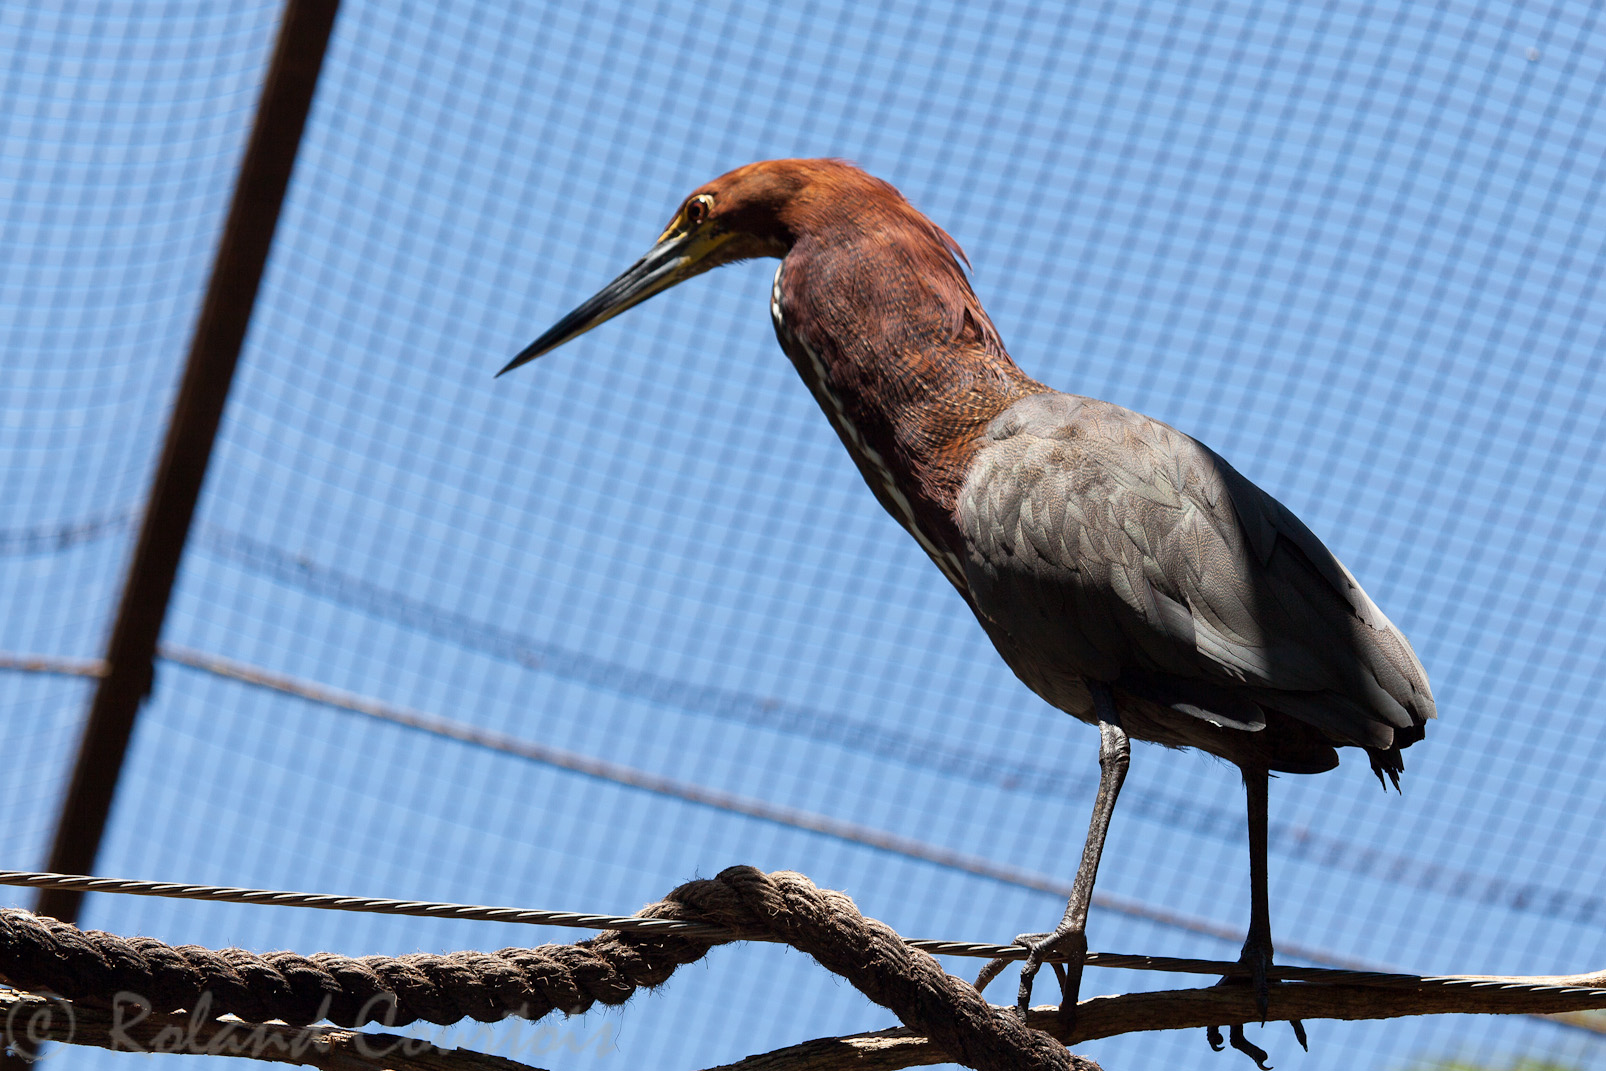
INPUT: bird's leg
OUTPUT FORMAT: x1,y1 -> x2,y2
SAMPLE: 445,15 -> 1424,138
1242,764 -> 1273,1015
1204,766 -> 1306,1069
1007,683 -> 1128,1031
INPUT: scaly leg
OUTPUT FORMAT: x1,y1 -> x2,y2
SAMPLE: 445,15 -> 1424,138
1242,764 -> 1273,1015
1005,682 -> 1128,1031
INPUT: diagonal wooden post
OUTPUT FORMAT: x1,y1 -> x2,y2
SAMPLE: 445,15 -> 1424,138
33,0 -> 342,926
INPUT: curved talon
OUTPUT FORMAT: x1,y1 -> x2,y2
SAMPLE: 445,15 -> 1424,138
1228,1024 -> 1272,1070
1205,1017 -> 1280,1067
1252,964 -> 1270,1022
1290,1019 -> 1307,1051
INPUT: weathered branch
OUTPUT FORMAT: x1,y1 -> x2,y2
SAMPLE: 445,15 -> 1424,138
0,987 -> 550,1070
703,971 -> 1606,1071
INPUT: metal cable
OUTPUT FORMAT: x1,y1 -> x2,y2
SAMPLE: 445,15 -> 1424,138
4,869 -> 1603,999
154,644 -> 1265,952
7,636 -> 1598,933
12,614 -> 1598,933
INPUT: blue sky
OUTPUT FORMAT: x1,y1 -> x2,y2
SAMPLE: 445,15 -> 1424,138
3,1 -> 1605,1068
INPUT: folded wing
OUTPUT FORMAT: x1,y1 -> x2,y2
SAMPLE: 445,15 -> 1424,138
958,391 -> 1434,767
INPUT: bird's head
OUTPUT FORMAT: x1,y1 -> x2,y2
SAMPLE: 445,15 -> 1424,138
498,159 -> 962,375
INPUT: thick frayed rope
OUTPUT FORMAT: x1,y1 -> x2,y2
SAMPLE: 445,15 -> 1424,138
0,866 -> 1095,1071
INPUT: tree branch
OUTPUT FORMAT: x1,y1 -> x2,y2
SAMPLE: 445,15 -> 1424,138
702,970 -> 1606,1071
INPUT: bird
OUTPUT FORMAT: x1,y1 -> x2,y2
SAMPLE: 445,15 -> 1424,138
498,159 -> 1434,1062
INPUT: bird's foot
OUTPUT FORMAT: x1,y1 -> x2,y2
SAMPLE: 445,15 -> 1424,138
1204,1020 -> 1306,1070
1204,939 -> 1306,1068
1207,1024 -> 1272,1069
1007,927 -> 1086,1031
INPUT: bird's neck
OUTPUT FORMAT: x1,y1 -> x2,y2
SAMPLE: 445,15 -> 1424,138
770,240 -> 1046,587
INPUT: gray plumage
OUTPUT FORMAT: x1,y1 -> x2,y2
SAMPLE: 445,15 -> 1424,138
958,391 -> 1434,784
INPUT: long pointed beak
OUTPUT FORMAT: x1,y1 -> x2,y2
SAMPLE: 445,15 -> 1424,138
498,231 -> 699,377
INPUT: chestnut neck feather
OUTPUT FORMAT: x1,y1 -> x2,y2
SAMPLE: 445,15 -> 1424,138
770,194 -> 1047,557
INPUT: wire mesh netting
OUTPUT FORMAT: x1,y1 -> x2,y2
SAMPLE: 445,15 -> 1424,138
3,1 -> 1605,1069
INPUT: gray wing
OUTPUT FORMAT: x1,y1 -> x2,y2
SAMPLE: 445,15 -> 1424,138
958,391 -> 1434,753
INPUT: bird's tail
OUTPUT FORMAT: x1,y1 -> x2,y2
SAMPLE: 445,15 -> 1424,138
1366,747 -> 1405,792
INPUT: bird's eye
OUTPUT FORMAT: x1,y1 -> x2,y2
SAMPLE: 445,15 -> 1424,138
684,195 -> 713,226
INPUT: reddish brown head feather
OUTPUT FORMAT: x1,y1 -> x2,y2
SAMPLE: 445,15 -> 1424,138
691,160 -> 984,335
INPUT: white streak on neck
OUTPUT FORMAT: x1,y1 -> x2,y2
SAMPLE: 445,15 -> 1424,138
771,263 -> 966,590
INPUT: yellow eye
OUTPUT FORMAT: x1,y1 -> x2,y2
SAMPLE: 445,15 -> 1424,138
684,194 -> 713,226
